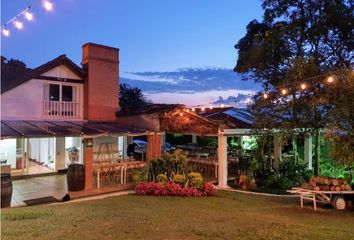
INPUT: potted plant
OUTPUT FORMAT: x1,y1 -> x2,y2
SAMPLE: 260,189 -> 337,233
66,147 -> 85,191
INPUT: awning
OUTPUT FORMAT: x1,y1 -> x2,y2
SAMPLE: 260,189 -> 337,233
0,120 -> 154,139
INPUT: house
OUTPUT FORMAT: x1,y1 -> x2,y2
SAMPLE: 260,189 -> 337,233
0,43 -> 161,189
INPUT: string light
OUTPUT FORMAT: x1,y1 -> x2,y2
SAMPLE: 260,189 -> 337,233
186,109 -> 190,113
327,76 -> 334,83
25,10 -> 33,21
281,88 -> 287,95
2,27 -> 10,37
221,103 -> 224,108
14,19 -> 23,30
209,105 -> 213,110
179,113 -> 183,116
300,83 -> 306,90
44,1 -> 54,11
263,93 -> 268,99
201,107 -> 205,111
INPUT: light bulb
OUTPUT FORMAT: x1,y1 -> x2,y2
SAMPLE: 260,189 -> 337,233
44,1 -> 53,11
281,89 -> 287,95
201,107 -> 205,111
300,83 -> 306,90
221,104 -> 224,108
209,105 -> 213,110
25,11 -> 33,21
2,28 -> 10,37
263,93 -> 268,99
327,76 -> 334,83
14,20 -> 23,30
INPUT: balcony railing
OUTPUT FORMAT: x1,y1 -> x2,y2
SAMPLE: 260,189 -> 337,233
43,101 -> 80,118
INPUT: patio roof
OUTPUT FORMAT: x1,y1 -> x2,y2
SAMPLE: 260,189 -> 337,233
0,120 -> 154,139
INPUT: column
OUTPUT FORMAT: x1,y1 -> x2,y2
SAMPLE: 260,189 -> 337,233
55,137 -> 66,171
217,134 -> 228,187
83,138 -> 94,189
192,135 -> 197,144
146,133 -> 162,161
161,133 -> 166,152
305,136 -> 313,170
273,135 -> 282,171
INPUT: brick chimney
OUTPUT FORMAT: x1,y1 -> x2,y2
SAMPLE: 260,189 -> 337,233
82,43 -> 119,121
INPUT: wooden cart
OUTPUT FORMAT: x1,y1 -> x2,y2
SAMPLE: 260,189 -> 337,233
288,187 -> 354,211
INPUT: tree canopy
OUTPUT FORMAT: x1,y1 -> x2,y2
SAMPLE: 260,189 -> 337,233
119,83 -> 150,111
234,0 -> 354,165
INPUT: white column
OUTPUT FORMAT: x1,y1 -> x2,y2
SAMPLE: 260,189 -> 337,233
192,135 -> 197,144
122,136 -> 128,159
273,135 -> 282,171
161,134 -> 166,151
217,134 -> 228,187
305,136 -> 313,170
55,137 -> 66,171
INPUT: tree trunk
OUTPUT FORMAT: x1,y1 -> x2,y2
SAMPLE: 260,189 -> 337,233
313,129 -> 321,175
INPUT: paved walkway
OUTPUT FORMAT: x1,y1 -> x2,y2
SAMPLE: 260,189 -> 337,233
11,174 -> 134,207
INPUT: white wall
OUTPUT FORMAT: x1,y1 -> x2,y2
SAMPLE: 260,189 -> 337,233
0,139 -> 17,168
1,65 -> 84,120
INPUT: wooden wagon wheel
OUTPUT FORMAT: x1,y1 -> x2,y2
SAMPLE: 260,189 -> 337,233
332,196 -> 346,210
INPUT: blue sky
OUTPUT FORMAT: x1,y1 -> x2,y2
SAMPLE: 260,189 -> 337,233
1,0 -> 263,107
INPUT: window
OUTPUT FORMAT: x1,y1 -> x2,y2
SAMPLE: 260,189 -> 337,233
62,86 -> 73,102
45,84 -> 77,102
49,84 -> 60,101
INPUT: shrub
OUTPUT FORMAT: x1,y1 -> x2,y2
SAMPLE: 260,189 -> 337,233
156,174 -> 168,184
132,170 -> 147,184
173,174 -> 185,185
135,181 -> 215,197
188,172 -> 203,188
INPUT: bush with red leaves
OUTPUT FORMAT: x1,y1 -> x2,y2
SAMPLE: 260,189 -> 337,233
135,181 -> 215,197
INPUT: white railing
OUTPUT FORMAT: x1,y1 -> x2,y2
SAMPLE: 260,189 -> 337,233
43,101 -> 80,118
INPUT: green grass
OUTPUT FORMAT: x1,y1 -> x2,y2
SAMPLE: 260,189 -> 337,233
2,191 -> 354,240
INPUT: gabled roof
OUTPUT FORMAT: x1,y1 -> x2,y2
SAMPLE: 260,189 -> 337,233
1,55 -> 85,93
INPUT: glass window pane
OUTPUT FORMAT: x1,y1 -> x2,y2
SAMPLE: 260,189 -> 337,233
49,84 -> 60,101
62,86 -> 73,102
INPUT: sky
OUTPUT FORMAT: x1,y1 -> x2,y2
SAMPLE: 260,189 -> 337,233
1,0 -> 263,107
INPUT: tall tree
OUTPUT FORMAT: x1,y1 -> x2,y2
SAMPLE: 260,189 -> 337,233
119,83 -> 150,111
234,0 -> 354,170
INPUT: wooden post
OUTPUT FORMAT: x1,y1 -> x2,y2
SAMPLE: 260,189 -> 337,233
217,133 -> 228,187
273,135 -> 282,172
305,136 -> 313,170
146,133 -> 162,161
83,138 -> 94,189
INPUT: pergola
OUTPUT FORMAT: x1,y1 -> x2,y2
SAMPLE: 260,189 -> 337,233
216,128 -> 314,187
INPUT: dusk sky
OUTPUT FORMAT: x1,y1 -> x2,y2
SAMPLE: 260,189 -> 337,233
1,0 -> 263,107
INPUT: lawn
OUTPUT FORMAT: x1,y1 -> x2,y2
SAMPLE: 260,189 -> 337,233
1,190 -> 354,240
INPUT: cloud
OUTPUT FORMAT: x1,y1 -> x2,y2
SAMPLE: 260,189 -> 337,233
120,67 -> 261,106
121,67 -> 261,93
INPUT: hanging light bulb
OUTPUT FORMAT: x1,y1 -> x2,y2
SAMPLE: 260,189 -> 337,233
281,88 -> 287,95
263,93 -> 268,99
44,0 -> 53,11
300,83 -> 306,90
179,113 -> 183,116
201,107 -> 205,111
2,27 -> 10,37
25,10 -> 33,21
14,19 -> 23,30
191,108 -> 195,112
209,105 -> 213,110
327,76 -> 334,83
186,109 -> 190,113
220,103 -> 224,108
246,97 -> 252,104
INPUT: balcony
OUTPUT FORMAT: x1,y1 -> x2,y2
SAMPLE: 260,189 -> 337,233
43,101 -> 80,118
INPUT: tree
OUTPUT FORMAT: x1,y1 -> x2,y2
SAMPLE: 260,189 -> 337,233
119,83 -> 150,111
234,0 -> 354,170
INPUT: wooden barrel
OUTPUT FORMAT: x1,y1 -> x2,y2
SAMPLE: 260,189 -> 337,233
67,164 -> 85,191
1,173 -> 13,208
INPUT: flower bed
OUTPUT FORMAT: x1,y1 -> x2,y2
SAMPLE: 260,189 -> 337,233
135,182 -> 215,197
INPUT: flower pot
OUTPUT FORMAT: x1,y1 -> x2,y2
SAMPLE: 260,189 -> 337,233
1,173 -> 13,208
67,164 -> 85,191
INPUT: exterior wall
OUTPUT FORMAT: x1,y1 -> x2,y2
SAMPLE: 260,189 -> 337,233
82,43 -> 119,121
41,65 -> 82,80
1,77 -> 84,120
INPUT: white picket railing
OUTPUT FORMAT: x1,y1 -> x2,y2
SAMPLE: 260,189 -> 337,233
43,101 -> 80,118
